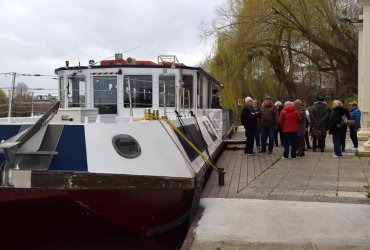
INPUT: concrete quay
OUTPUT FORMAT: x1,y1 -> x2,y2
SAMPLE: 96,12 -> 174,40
186,134 -> 370,250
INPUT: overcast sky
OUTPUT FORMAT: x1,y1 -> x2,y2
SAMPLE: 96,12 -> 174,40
0,0 -> 224,94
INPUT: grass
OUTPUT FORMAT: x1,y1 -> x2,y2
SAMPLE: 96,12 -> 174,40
344,95 -> 358,105
325,95 -> 358,109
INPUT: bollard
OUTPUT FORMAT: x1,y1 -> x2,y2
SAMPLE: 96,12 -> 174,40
218,168 -> 225,186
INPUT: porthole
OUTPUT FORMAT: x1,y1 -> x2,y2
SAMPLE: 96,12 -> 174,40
112,134 -> 141,159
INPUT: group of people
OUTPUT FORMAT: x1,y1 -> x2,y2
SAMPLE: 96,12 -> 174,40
240,96 -> 361,158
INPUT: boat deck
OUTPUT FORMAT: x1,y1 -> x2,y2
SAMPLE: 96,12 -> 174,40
201,130 -> 283,198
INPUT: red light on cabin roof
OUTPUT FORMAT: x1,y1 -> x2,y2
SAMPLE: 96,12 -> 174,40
100,59 -> 182,67
100,59 -> 158,66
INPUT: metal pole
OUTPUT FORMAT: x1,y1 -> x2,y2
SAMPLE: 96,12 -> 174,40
163,82 -> 167,116
182,88 -> 185,115
175,84 -> 178,113
7,89 -> 10,116
128,77 -> 133,122
187,90 -> 191,112
7,73 -> 16,122
31,91 -> 34,117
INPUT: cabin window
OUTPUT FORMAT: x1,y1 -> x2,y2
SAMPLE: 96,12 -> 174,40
202,120 -> 218,141
67,76 -> 85,107
159,75 -> 175,108
112,134 -> 141,159
93,76 -> 117,114
59,77 -> 65,108
124,75 -> 152,108
198,76 -> 203,109
175,124 -> 206,161
181,75 -> 193,109
208,82 -> 215,108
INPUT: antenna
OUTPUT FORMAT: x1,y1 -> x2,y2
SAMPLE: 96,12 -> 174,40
122,45 -> 142,54
91,46 -> 142,66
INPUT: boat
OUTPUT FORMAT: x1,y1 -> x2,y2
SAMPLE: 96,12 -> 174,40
0,54 -> 233,249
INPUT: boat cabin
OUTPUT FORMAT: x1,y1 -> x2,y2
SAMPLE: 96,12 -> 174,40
55,54 -> 222,118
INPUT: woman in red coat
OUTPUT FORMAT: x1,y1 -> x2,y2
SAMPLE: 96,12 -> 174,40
279,101 -> 301,159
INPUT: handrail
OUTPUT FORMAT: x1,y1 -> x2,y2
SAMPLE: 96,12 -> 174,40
132,113 -> 225,185
17,101 -> 60,147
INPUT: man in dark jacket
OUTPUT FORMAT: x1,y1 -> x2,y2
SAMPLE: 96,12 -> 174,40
259,95 -> 279,154
211,89 -> 222,109
329,100 -> 347,157
241,97 -> 260,155
310,96 -> 330,152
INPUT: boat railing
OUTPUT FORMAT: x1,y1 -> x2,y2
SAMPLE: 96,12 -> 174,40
134,112 -> 225,186
179,88 -> 191,114
197,109 -> 234,138
127,77 -> 133,121
16,101 -> 60,147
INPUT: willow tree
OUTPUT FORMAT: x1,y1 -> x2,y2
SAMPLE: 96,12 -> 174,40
0,89 -> 8,117
205,0 -> 360,113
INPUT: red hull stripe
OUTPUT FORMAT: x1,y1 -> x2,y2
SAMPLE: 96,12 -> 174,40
0,188 -> 193,237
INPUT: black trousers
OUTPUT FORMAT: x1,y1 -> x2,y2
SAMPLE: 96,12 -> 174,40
350,126 -> 358,148
297,135 -> 305,154
333,132 -> 343,156
275,127 -> 284,146
283,132 -> 297,158
245,127 -> 256,154
313,136 -> 326,150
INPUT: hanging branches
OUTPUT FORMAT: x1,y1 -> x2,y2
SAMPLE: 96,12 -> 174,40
204,0 -> 360,111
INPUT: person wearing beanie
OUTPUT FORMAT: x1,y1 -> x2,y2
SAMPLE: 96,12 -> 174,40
309,96 -> 330,152
259,95 -> 279,154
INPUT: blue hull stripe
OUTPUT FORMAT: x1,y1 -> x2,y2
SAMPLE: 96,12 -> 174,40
49,125 -> 88,172
0,125 -> 21,164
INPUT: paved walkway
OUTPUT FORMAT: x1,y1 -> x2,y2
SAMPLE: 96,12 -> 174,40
239,147 -> 370,204
188,131 -> 370,249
